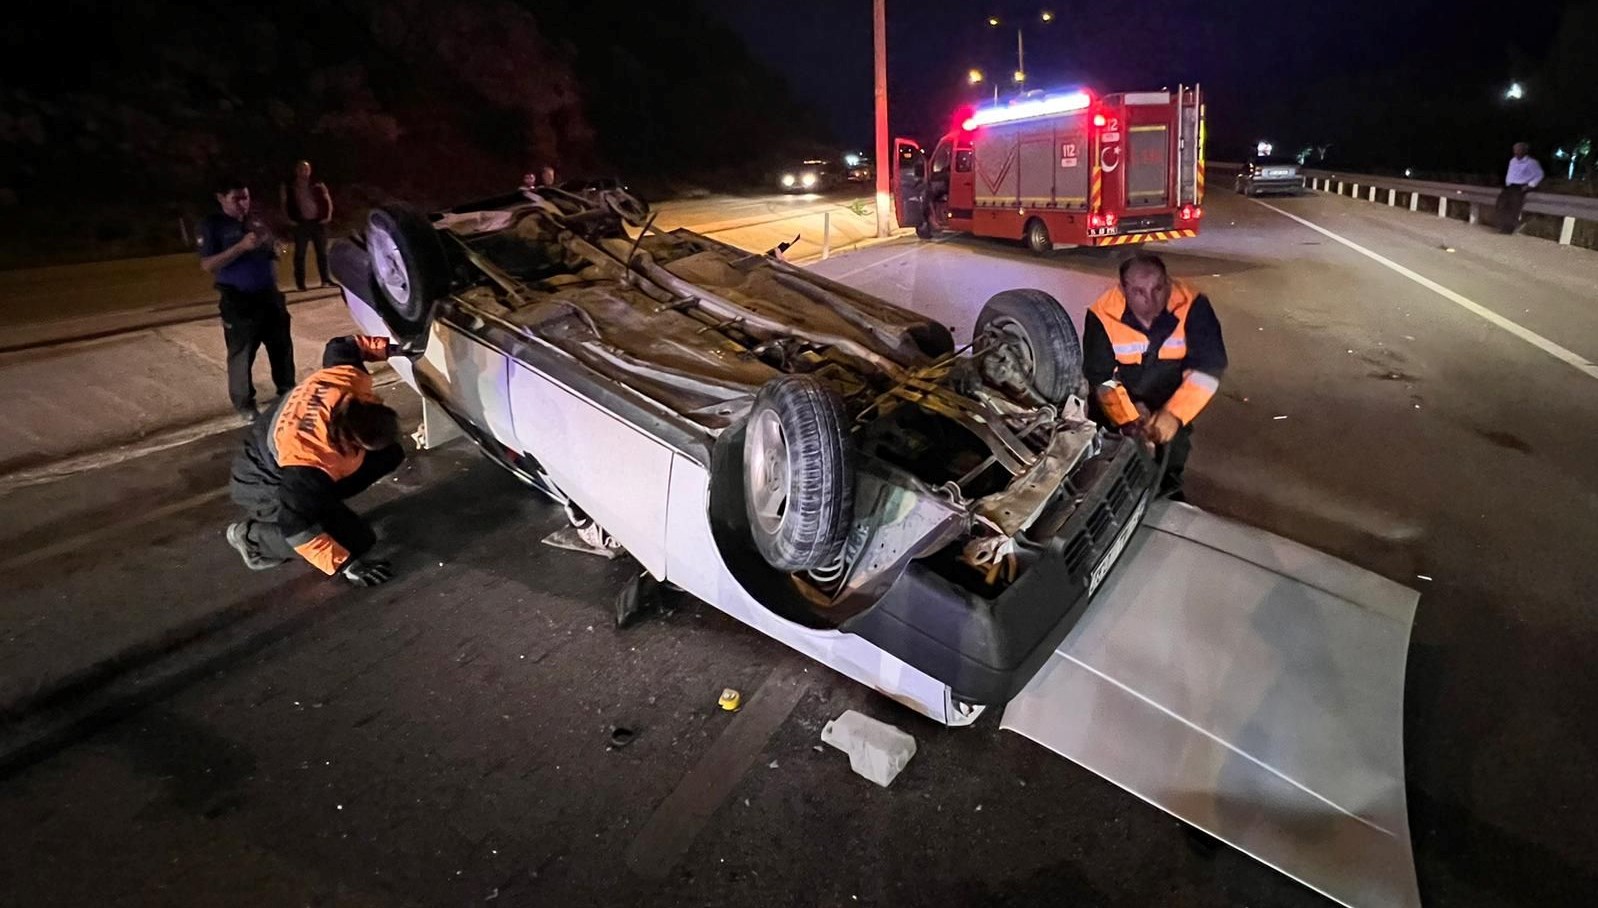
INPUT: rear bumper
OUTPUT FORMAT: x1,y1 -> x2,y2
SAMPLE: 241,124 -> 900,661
841,438 -> 1158,705
1246,177 -> 1304,194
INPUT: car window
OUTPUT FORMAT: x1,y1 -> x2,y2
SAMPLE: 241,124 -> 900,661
931,144 -> 952,175
955,150 -> 974,173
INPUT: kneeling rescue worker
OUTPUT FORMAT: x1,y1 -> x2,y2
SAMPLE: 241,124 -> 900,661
226,334 -> 408,586
1083,253 -> 1228,498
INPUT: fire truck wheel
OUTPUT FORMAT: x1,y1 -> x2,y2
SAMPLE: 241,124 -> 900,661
1024,218 -> 1052,255
742,375 -> 855,573
975,288 -> 1085,404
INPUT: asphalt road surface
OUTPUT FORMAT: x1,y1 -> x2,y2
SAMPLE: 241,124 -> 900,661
2,188 -> 1595,907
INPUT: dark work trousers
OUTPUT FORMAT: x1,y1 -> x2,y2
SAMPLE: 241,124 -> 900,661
220,287 -> 296,411
1157,424 -> 1194,497
230,443 -> 405,564
1496,184 -> 1529,233
292,222 -> 331,289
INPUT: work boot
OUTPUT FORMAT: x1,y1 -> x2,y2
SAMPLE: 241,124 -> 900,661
236,405 -> 258,424
226,522 -> 288,571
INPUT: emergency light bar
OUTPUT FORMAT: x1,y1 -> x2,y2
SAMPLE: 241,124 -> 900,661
961,90 -> 1092,130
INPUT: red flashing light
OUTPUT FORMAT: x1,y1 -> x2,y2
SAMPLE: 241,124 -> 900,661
1092,114 -> 1107,127
1089,213 -> 1104,228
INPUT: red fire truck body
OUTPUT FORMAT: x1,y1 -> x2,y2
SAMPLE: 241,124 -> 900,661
892,86 -> 1206,252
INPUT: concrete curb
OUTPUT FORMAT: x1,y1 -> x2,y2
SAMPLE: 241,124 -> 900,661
0,369 -> 402,493
0,287 -> 342,355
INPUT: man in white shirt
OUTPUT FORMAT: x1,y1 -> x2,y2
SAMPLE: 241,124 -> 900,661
1497,142 -> 1544,234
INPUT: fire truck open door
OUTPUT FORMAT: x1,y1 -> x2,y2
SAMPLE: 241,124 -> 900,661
890,137 -> 925,230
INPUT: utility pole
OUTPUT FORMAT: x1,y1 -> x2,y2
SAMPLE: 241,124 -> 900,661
873,0 -> 892,238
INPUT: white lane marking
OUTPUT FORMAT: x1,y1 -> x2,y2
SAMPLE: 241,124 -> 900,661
1251,199 -> 1598,382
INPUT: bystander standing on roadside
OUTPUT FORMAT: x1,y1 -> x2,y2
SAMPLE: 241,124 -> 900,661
1496,142 -> 1544,234
280,159 -> 334,290
199,177 -> 295,422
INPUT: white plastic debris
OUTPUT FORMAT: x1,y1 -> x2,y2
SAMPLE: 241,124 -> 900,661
820,710 -> 917,787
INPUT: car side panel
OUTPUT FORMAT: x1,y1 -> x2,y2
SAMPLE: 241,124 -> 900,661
663,455 -> 956,724
508,363 -> 673,578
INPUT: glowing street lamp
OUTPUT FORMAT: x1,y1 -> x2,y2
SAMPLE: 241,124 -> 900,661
1013,70 -> 1027,84
1041,10 -> 1054,21
1505,82 -> 1525,101
968,68 -> 984,85
987,15 -> 1000,26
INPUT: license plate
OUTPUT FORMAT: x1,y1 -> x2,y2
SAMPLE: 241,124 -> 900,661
1088,495 -> 1147,597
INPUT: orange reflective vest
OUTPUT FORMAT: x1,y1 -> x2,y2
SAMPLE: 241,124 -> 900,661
1083,281 -> 1227,426
266,335 -> 393,574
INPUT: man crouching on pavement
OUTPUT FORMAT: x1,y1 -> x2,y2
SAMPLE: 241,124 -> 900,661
1083,253 -> 1228,500
226,334 -> 408,587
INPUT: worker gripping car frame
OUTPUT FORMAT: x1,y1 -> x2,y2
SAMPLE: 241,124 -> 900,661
1083,253 -> 1227,497
225,334 -> 410,586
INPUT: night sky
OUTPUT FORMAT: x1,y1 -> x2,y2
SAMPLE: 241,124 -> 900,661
709,0 -> 1579,172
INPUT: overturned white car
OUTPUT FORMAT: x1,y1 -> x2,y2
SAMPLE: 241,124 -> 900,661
330,185 -> 1422,908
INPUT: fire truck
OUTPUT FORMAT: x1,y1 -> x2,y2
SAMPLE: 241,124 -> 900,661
892,86 -> 1206,253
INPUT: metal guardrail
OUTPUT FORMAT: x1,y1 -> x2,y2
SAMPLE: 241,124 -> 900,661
1210,161 -> 1596,245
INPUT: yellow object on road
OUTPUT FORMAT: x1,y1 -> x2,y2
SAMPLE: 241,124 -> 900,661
718,688 -> 741,711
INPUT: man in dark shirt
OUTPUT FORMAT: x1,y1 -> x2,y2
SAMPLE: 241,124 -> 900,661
280,159 -> 334,290
1082,253 -> 1228,498
199,177 -> 296,420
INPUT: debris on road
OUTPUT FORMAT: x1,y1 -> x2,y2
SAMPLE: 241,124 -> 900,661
609,726 -> 636,748
820,710 -> 917,787
1417,574 -> 1433,582
1273,415 -> 1289,420
718,688 -> 741,711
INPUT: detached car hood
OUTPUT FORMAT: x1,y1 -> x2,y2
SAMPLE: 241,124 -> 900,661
1003,501 -> 1421,908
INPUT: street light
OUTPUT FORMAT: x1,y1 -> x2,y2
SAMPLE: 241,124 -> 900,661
1013,70 -> 1026,84
1505,82 -> 1524,101
968,68 -> 984,85
1041,10 -> 1054,21
987,15 -> 1000,26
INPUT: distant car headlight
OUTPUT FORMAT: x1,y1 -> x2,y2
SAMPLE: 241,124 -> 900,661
801,172 -> 818,188
781,174 -> 796,188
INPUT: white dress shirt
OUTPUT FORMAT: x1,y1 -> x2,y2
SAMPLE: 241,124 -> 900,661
1506,156 -> 1544,187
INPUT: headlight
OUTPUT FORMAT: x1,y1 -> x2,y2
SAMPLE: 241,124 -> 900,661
801,172 -> 818,188
781,174 -> 796,187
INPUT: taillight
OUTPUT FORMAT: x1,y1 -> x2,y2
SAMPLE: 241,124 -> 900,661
1092,113 -> 1107,127
1180,204 -> 1202,220
1089,213 -> 1104,228
1105,213 -> 1118,226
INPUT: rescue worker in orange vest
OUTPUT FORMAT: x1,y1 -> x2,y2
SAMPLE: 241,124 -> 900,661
225,334 -> 408,586
1082,253 -> 1227,498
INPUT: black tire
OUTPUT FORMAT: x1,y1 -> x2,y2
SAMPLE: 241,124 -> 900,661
974,289 -> 1084,404
1024,218 -> 1051,255
366,204 -> 451,337
742,375 -> 854,572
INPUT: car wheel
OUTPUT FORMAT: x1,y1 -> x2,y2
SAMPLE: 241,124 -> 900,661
1024,218 -> 1052,255
743,375 -> 854,573
366,205 -> 451,337
975,288 -> 1085,404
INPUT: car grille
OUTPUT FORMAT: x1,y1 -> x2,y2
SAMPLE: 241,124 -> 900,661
1057,446 -> 1155,580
